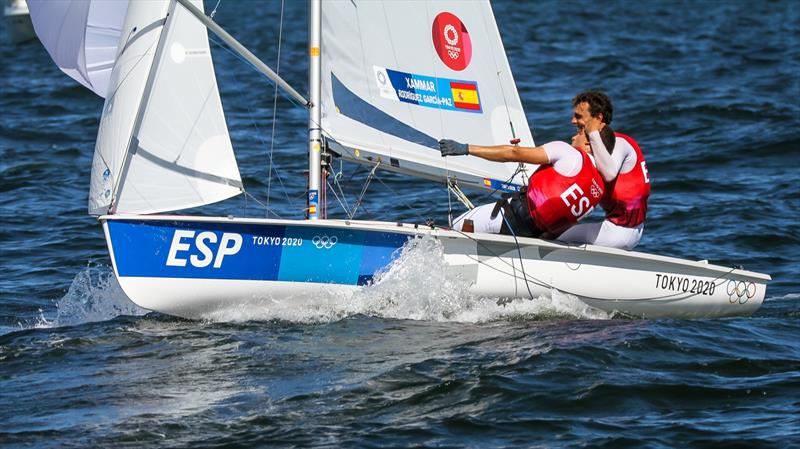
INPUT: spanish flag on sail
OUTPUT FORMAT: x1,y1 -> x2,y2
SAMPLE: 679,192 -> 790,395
450,82 -> 481,111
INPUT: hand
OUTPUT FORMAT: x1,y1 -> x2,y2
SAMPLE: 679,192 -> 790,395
438,139 -> 469,156
584,116 -> 602,134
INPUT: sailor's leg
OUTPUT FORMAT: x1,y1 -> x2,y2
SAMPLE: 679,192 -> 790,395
592,221 -> 643,250
451,203 -> 505,234
556,221 -> 603,245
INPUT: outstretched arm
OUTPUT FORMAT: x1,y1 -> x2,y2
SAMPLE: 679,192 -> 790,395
467,144 -> 550,165
438,139 -> 550,165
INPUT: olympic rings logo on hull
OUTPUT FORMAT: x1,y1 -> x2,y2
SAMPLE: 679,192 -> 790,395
312,235 -> 338,249
727,280 -> 756,304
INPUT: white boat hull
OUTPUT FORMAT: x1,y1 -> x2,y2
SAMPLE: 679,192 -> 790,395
101,215 -> 770,320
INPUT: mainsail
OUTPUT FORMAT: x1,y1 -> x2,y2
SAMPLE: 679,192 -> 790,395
320,0 -> 535,191
89,0 -> 242,215
28,0 -> 128,98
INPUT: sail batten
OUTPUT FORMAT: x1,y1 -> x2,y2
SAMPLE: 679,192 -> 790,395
320,0 -> 535,190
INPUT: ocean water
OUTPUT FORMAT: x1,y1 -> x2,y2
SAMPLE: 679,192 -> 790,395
1,1 -> 799,448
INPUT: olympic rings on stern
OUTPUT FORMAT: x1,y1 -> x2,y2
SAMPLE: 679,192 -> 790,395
726,280 -> 756,304
312,235 -> 338,249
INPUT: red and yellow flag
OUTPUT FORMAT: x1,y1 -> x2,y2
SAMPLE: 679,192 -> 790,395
450,82 -> 480,110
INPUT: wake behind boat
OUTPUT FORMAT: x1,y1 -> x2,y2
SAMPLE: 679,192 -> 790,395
29,0 -> 770,320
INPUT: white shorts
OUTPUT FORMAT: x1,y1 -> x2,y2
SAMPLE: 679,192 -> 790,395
557,220 -> 643,250
451,202 -> 506,234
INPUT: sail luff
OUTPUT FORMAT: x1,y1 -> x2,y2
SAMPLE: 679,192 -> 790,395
109,0 -> 176,214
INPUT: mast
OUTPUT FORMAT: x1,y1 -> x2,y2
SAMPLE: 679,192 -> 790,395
307,0 -> 322,220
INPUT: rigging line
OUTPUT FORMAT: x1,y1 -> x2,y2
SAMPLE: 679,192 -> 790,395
324,159 -> 352,217
443,182 -> 457,231
449,168 -> 523,231
476,2 -> 533,191
372,174 -> 429,224
499,211 -> 537,302
477,2 -> 515,141
209,0 -> 222,18
447,181 -> 475,210
307,38 -> 471,226
326,163 -> 362,217
328,155 -> 397,221
207,35 -> 297,213
203,30 -> 307,110
322,152 -> 427,224
432,223 -> 547,298
473,163 -> 526,206
330,159 -> 353,215
303,66 -> 473,221
178,0 -> 308,107
351,161 -> 380,219
447,178 -> 454,227
326,178 -> 352,218
306,104 -> 486,225
266,0 -> 285,214
324,161 -> 427,223
343,160 -> 368,184
442,199 -> 537,302
243,190 -> 281,218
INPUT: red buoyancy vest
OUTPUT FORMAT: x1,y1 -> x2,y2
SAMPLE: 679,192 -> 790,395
601,132 -> 650,227
526,148 -> 605,235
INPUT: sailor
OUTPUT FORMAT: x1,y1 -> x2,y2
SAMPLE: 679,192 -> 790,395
557,91 -> 651,250
438,132 -> 604,239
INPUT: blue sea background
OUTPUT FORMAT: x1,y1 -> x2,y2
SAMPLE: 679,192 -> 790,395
1,1 -> 799,447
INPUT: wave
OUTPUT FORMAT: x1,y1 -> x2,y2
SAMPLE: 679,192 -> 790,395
19,264 -> 149,330
201,235 -> 612,324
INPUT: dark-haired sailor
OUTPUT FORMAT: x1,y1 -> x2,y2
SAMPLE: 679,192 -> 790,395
557,91 -> 651,250
438,133 -> 604,239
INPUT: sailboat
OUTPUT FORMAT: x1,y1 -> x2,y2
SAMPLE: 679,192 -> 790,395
4,0 -> 35,44
28,0 -> 770,319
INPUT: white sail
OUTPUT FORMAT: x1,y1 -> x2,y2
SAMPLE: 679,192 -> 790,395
89,0 -> 242,215
28,0 -> 128,98
320,0 -> 535,191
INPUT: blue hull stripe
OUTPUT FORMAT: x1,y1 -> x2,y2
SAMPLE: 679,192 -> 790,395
107,220 -> 409,285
